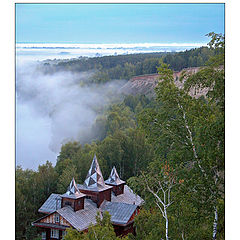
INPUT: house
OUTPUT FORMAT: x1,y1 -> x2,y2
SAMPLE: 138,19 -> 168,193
32,155 -> 144,239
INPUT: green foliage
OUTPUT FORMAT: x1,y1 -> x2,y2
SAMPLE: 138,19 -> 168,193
87,212 -> 117,240
36,161 -> 58,203
134,32 -> 224,239
64,228 -> 85,240
97,128 -> 153,179
16,162 -> 57,239
133,208 -> 165,240
64,212 -> 126,240
163,46 -> 216,71
57,161 -> 78,193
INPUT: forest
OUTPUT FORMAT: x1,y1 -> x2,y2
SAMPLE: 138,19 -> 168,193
16,33 -> 224,240
40,44 -> 218,83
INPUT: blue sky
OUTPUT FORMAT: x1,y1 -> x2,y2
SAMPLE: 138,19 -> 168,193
16,3 -> 224,44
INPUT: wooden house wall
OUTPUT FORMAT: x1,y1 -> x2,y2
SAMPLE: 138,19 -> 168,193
112,208 -> 139,236
62,197 -> 85,211
127,208 -> 140,224
40,213 -> 71,227
111,183 -> 125,196
79,188 -> 112,207
113,222 -> 135,237
98,189 -> 111,207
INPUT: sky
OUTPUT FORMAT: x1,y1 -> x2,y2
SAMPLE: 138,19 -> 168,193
16,3 -> 225,44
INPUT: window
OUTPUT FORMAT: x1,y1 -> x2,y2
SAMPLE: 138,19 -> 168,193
64,201 -> 72,207
41,231 -> 46,240
51,229 -> 59,239
54,213 -> 60,223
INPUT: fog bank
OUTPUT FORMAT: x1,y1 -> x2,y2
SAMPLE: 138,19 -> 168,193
16,60 -> 125,169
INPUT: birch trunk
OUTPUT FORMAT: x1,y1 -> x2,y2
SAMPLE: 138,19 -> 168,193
165,207 -> 169,240
144,175 -> 172,240
212,206 -> 218,240
178,101 -> 219,240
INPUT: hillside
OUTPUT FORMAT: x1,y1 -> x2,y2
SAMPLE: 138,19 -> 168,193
120,67 -> 209,98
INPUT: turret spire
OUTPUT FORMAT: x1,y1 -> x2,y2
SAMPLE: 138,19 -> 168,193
83,155 -> 106,188
66,177 -> 81,196
105,166 -> 125,185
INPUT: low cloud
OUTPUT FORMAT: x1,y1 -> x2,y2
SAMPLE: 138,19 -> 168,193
16,60 -> 125,168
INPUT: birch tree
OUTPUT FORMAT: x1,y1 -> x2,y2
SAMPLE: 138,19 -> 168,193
142,164 -> 176,240
138,33 -> 224,239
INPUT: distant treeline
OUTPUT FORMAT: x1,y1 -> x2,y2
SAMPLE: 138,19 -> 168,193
41,46 -> 218,83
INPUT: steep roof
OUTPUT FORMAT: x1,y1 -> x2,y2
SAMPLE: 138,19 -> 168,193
36,198 -> 138,232
38,193 -> 62,214
105,166 -> 125,186
39,185 -> 143,215
79,155 -> 112,192
34,199 -> 98,232
56,199 -> 99,231
61,178 -> 86,199
111,185 -> 144,206
100,201 -> 137,225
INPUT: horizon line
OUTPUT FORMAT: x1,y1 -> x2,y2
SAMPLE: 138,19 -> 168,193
16,42 -> 208,46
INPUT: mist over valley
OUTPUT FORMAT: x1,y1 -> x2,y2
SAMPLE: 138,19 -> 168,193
16,42 -> 215,169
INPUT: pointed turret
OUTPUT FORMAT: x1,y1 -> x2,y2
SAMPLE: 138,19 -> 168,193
78,155 -> 113,207
83,155 -> 106,189
105,166 -> 125,185
61,178 -> 86,211
105,167 -> 125,196
66,178 -> 82,196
